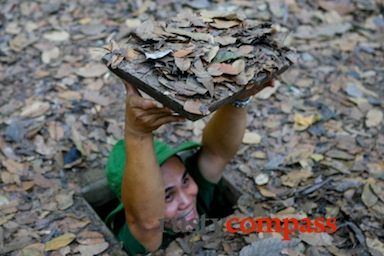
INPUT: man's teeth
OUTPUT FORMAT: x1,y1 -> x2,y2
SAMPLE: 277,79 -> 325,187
186,211 -> 193,218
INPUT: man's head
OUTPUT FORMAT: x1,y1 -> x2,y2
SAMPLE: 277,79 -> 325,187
160,155 -> 198,231
106,139 -> 201,231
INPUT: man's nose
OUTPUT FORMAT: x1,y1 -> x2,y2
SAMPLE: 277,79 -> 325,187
178,191 -> 191,209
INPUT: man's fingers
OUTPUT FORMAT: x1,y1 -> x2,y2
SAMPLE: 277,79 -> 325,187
122,79 -> 141,96
135,107 -> 174,117
152,114 -> 186,127
128,96 -> 169,111
140,100 -> 164,110
132,112 -> 184,130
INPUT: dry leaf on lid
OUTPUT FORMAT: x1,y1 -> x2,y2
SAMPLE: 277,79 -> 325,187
210,19 -> 240,29
183,99 -> 209,115
174,57 -> 191,71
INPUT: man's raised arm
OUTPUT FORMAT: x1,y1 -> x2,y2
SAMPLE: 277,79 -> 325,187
198,80 -> 275,183
121,81 -> 184,251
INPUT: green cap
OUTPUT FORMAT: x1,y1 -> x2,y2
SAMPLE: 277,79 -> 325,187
106,139 -> 200,202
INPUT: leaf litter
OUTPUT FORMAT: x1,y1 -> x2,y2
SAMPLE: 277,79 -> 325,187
103,11 -> 296,116
0,0 -> 383,255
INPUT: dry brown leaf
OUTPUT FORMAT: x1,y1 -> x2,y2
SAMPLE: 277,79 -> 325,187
200,10 -> 246,21
76,231 -> 105,245
0,214 -> 15,225
281,170 -> 313,187
2,159 -> 24,174
233,45 -> 254,56
44,233 -> 76,251
298,232 -> 333,246
18,243 -> 45,256
210,19 -> 240,29
42,47 -> 60,64
240,238 -> 301,256
366,109 -> 383,127
236,67 -> 255,86
75,64 -> 108,78
366,237 -> 384,256
325,206 -> 340,219
107,39 -> 122,68
56,191 -> 75,210
257,186 -> 276,197
173,46 -> 195,58
294,113 -> 322,127
232,59 -> 246,74
284,144 -> 315,165
83,91 -> 110,106
268,0 -> 284,18
3,181 -> 34,192
280,248 -> 305,256
174,57 -> 191,72
48,122 -> 64,140
20,101 -> 50,118
69,220 -> 91,232
207,63 -> 223,76
220,63 -> 239,75
73,242 -> 109,256
125,46 -> 141,61
58,91 -> 82,101
51,246 -> 71,256
256,82 -> 280,100
214,36 -> 237,46
1,169 -> 13,183
183,99 -> 204,115
204,45 -> 219,63
166,27 -> 215,43
362,182 -> 379,208
33,173 -> 53,189
33,135 -> 56,156
196,76 -> 214,97
327,160 -> 350,174
242,132 -> 261,144
325,149 -> 354,160
43,30 -> 70,41
318,0 -> 355,15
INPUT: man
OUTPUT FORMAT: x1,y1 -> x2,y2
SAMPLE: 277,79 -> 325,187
105,79 -> 274,255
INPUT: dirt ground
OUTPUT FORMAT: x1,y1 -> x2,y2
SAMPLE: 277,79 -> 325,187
0,0 -> 384,255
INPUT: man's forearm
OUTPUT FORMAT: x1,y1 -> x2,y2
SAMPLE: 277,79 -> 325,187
202,103 -> 248,162
122,133 -> 165,228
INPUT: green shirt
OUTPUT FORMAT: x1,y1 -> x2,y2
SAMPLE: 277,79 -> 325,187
107,149 -> 228,255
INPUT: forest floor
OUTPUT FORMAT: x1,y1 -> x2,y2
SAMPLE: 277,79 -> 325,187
0,0 -> 384,255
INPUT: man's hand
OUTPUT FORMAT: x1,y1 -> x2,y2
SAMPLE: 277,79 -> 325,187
238,79 -> 275,101
122,80 -> 185,137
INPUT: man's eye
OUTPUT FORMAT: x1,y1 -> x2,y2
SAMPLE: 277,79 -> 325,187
165,194 -> 173,202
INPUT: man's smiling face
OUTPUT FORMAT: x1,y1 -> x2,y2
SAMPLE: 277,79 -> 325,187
161,156 -> 198,231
